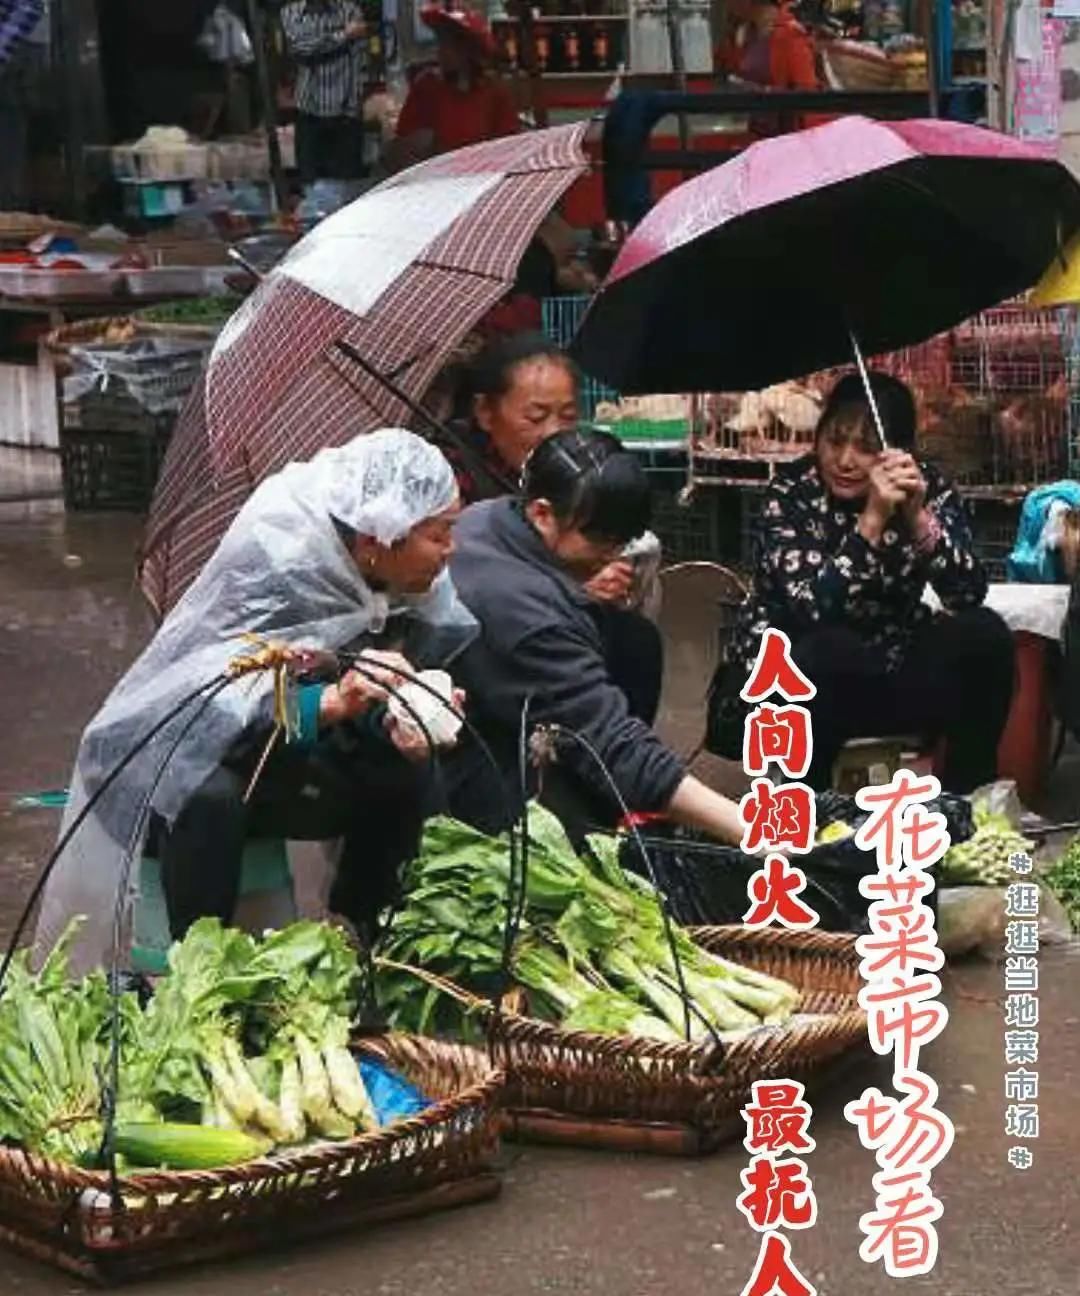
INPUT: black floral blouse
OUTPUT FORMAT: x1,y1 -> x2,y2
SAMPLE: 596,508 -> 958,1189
727,453 -> 988,682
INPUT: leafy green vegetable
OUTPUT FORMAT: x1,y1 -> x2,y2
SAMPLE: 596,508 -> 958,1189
1043,834 -> 1080,932
0,918 -> 389,1165
0,922 -> 152,1163
378,804 -> 799,1043
940,801 -> 1034,887
136,295 -> 243,327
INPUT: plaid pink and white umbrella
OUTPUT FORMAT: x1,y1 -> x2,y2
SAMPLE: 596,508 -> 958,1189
140,124 -> 590,618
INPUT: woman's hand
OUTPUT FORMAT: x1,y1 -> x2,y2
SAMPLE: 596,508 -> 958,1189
319,650 -> 415,724
858,451 -> 915,544
585,560 -> 635,606
386,685 -> 467,760
893,454 -> 928,529
385,712 -> 432,762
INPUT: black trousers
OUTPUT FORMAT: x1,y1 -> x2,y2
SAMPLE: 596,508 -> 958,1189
709,608 -> 1016,794
150,717 -> 426,942
295,112 -> 365,185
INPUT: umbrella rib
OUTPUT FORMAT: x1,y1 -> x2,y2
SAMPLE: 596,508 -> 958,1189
880,170 -> 1035,265
413,257 -> 510,284
330,340 -> 518,495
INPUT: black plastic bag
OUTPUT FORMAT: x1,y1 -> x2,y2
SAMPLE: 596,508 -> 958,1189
620,791 -> 974,934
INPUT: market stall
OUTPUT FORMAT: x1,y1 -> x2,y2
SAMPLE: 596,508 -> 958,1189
0,220 -> 235,455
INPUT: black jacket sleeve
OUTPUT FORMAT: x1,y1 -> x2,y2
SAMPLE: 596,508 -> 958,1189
478,623 -> 686,814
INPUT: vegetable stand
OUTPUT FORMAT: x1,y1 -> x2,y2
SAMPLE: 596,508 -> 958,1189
0,1034 -> 502,1284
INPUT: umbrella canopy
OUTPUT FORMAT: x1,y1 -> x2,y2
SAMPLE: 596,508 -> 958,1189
141,124 -> 589,618
571,116 -> 1080,395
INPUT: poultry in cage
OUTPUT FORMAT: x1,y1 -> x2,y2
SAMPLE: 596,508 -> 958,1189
704,382 -> 824,458
993,375 -> 1069,486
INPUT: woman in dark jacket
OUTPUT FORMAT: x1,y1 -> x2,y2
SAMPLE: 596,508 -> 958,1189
708,372 -> 1015,793
440,332 -> 664,724
446,428 -> 742,845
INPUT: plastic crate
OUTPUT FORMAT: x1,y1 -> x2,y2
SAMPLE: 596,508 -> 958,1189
967,495 -> 1021,583
67,337 -> 209,412
60,423 -> 172,512
64,387 -> 172,434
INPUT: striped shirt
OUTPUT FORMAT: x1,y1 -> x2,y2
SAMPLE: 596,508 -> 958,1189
0,0 -> 44,67
281,0 -> 364,119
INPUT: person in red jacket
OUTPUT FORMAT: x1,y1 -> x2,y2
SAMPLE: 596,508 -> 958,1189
390,7 -> 519,169
717,0 -> 820,136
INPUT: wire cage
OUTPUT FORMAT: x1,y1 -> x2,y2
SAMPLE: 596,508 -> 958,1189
541,296 -> 617,421
1066,313 -> 1080,480
923,305 -> 1077,496
967,496 -> 1023,582
687,305 -> 1078,497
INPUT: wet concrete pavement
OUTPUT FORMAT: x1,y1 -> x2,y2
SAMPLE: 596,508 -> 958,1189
0,450 -> 1077,1295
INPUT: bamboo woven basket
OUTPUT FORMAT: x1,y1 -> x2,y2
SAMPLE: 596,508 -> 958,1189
491,926 -> 868,1156
0,1035 -> 504,1285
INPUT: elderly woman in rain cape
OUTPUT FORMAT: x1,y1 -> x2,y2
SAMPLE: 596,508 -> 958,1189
36,428 -> 474,974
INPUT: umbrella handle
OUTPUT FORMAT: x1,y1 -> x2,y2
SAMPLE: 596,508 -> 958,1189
333,338 -> 519,495
848,328 -> 889,452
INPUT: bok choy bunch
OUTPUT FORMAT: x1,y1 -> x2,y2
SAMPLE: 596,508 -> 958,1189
377,805 -> 799,1042
0,918 -> 382,1166
0,923 -> 153,1163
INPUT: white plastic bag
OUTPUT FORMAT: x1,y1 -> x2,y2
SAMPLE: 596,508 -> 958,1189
198,5 -> 254,65
938,881 -> 1073,960
387,669 -> 462,747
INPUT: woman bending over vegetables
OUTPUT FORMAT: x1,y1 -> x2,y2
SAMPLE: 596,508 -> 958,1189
708,373 -> 1015,793
439,330 -> 664,725
36,430 -> 473,972
445,426 -> 744,847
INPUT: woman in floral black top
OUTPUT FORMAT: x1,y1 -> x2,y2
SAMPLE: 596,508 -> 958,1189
707,373 -> 1015,792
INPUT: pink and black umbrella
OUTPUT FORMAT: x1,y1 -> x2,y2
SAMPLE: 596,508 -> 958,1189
572,117 -> 1080,401
141,124 -> 589,618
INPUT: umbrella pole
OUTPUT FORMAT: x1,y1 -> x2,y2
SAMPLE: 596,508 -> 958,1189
332,339 -> 519,494
849,328 -> 889,451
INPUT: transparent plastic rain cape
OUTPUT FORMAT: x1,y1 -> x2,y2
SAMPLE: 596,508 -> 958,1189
35,428 -> 475,973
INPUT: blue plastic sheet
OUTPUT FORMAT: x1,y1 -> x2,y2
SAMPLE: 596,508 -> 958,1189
358,1056 -> 432,1125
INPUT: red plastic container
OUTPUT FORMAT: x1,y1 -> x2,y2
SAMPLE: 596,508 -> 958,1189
996,631 -> 1054,808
